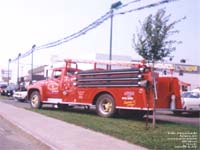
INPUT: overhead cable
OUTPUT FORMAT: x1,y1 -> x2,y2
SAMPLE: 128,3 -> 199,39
116,0 -> 177,15
10,0 -> 177,63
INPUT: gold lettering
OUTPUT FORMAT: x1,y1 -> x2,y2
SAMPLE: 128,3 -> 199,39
123,100 -> 136,107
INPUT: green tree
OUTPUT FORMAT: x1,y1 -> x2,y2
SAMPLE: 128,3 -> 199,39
133,9 -> 184,62
133,9 -> 185,128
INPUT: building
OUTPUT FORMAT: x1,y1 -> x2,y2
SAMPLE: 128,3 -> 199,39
23,65 -> 48,82
154,62 -> 200,90
96,53 -> 200,90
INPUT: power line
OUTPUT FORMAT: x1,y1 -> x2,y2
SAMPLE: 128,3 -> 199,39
36,11 -> 112,50
120,0 -> 141,9
10,0 -> 177,63
35,0 -> 142,50
116,0 -> 177,15
10,10 -> 113,62
10,0 -> 142,62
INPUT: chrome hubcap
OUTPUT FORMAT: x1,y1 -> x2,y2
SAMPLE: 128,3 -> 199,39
102,100 -> 112,113
31,95 -> 39,106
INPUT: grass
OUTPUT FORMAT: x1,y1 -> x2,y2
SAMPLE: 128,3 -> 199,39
0,95 -> 10,100
31,107 -> 200,150
0,95 -> 15,101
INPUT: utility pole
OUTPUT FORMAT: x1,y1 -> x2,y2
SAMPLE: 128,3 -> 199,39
17,53 -> 21,87
31,44 -> 36,84
8,59 -> 11,85
109,1 -> 122,70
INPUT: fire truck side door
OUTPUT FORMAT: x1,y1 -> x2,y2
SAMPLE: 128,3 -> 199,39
62,70 -> 77,102
46,69 -> 62,99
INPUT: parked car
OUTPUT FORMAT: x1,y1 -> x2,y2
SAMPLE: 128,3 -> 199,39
0,84 -> 8,95
12,81 -> 29,102
4,84 -> 18,97
13,91 -> 27,102
181,90 -> 200,112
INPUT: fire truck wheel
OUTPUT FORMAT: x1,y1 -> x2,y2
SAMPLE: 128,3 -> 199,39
30,91 -> 42,109
96,94 -> 116,117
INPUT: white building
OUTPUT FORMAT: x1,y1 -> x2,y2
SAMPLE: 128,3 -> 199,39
96,53 -> 200,90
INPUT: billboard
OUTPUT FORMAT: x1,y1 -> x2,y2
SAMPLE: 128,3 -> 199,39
175,64 -> 199,73
1,69 -> 12,81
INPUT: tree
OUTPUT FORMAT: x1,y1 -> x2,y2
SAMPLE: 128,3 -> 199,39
133,9 -> 184,62
133,9 -> 184,128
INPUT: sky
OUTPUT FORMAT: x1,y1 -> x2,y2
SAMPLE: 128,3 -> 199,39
0,0 -> 199,82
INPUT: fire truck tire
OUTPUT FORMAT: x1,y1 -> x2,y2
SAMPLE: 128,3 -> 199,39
96,94 -> 116,117
30,91 -> 42,109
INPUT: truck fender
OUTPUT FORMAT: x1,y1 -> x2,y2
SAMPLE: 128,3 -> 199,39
28,87 -> 44,101
92,91 -> 114,105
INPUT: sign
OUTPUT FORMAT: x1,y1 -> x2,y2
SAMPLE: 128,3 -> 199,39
154,63 -> 175,70
175,64 -> 199,73
1,69 -> 12,81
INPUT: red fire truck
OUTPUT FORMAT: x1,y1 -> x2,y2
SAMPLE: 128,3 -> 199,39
27,59 -> 182,117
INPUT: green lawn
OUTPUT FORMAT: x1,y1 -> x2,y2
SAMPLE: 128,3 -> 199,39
31,108 -> 200,150
0,95 -> 10,100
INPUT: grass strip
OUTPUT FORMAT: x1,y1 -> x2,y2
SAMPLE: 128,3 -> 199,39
31,108 -> 199,150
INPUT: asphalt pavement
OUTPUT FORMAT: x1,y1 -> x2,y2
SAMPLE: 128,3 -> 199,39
0,101 -> 147,150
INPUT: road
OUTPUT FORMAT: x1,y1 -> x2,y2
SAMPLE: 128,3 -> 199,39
0,115 -> 51,150
150,111 -> 199,126
1,97 -> 199,127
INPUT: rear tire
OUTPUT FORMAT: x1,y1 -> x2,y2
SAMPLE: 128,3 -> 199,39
30,91 -> 42,109
96,94 -> 116,117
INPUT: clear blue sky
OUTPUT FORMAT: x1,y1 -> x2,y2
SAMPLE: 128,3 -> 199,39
0,0 -> 199,81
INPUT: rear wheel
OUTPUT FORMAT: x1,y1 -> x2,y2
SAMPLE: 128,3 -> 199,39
30,91 -> 42,109
96,94 -> 116,117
